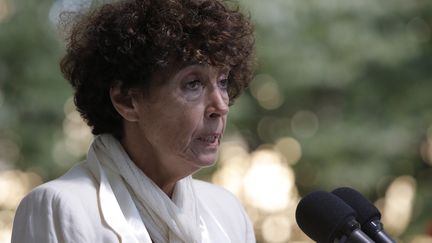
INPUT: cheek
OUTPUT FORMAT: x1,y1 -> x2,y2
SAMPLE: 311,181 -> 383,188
140,93 -> 206,151
158,107 -> 203,147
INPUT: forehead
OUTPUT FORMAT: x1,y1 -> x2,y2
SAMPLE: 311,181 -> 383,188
173,63 -> 230,76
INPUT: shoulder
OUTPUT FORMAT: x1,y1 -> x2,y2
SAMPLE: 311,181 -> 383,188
18,162 -> 98,211
11,163 -> 118,243
41,162 -> 97,193
17,162 -> 95,206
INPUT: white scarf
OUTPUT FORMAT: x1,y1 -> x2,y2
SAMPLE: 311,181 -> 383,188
85,134 -> 231,243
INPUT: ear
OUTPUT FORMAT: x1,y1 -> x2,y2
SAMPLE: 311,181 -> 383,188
110,85 -> 140,122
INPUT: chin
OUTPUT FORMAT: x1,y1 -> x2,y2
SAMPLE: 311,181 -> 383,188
193,155 -> 218,168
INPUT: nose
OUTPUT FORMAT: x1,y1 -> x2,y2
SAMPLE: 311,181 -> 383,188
206,87 -> 229,118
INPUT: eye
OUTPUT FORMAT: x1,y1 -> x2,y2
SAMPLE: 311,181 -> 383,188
219,79 -> 229,90
185,79 -> 203,91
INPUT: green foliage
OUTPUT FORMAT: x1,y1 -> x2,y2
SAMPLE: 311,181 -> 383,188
0,0 -> 71,178
232,0 -> 432,238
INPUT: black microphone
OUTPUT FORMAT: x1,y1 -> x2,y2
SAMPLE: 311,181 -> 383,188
295,191 -> 375,243
332,187 -> 396,243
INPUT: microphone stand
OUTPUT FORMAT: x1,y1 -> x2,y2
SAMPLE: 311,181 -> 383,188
334,219 -> 375,243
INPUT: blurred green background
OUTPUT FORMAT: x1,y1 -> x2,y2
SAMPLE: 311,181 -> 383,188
1,0 -> 432,242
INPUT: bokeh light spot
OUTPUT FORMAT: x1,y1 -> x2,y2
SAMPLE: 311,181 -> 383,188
243,150 -> 294,212
382,175 -> 416,236
49,0 -> 91,26
218,135 -> 249,164
212,156 -> 249,197
0,170 -> 42,210
257,117 -> 276,142
262,214 -> 292,243
409,235 -> 432,243
250,74 -> 284,110
291,111 -> 319,138
53,97 -> 92,165
0,0 -> 14,22
275,137 -> 302,165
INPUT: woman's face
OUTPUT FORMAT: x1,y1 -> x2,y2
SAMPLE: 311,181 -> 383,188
133,64 -> 229,171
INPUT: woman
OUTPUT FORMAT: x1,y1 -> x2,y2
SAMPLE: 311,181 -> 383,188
11,0 -> 255,242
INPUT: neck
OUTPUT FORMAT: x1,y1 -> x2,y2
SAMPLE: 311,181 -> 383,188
119,126 -> 196,198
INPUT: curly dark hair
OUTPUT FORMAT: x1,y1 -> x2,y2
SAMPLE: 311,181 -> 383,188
60,0 -> 255,137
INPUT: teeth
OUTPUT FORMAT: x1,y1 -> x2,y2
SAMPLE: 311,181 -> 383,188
200,136 -> 218,143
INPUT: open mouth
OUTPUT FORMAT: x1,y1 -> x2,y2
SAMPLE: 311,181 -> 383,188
197,135 -> 220,144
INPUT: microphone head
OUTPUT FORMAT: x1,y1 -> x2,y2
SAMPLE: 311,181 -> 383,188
295,191 -> 358,243
332,187 -> 381,225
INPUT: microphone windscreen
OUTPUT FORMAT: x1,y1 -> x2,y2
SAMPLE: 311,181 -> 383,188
295,191 -> 357,243
332,187 -> 381,225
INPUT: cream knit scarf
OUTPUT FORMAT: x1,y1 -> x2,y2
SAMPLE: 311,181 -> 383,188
86,134 -> 210,243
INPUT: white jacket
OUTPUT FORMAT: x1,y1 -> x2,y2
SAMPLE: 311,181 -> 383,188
11,162 -> 255,243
